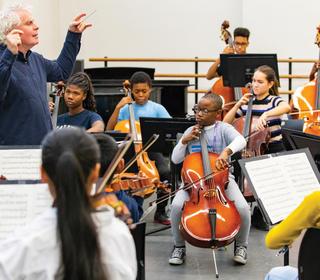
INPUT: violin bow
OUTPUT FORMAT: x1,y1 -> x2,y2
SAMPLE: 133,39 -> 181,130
117,133 -> 160,176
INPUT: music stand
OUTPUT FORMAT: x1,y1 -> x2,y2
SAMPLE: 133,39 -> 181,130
139,117 -> 196,155
281,128 -> 320,171
220,53 -> 279,87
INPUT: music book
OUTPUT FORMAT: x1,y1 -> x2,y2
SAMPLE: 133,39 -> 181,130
0,146 -> 41,180
0,183 -> 52,241
239,148 -> 320,225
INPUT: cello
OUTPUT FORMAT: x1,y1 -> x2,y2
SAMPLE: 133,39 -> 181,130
180,129 -> 241,248
291,25 -> 320,136
211,20 -> 249,117
232,93 -> 271,199
114,81 -> 160,197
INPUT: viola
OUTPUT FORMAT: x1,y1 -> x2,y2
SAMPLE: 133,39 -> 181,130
180,135 -> 241,248
211,20 -> 249,119
291,25 -> 320,136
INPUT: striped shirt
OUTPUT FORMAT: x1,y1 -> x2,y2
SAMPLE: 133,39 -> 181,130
236,95 -> 284,143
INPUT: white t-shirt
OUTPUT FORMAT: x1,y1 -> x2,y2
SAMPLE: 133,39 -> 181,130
0,207 -> 137,280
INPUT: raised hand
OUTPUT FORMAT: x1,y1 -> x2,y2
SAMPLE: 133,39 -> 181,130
68,13 -> 92,33
5,29 -> 24,54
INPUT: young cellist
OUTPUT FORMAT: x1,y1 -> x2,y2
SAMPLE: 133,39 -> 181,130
0,127 -> 137,279
169,93 -> 250,265
223,65 -> 291,230
106,71 -> 172,225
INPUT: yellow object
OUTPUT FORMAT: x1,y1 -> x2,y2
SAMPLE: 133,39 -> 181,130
265,191 -> 320,249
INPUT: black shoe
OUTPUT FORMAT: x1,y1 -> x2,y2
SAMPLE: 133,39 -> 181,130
251,207 -> 269,231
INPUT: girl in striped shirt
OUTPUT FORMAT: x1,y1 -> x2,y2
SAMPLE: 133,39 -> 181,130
223,65 -> 291,153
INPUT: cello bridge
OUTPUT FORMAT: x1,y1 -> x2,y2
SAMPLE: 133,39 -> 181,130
204,189 -> 216,199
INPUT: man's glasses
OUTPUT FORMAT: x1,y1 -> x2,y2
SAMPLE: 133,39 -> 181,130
192,105 -> 219,115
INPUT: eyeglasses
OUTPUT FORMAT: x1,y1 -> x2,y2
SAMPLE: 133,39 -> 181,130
192,105 -> 219,115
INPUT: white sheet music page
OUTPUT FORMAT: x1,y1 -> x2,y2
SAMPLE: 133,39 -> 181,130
0,149 -> 41,180
245,152 -> 320,224
0,184 -> 52,240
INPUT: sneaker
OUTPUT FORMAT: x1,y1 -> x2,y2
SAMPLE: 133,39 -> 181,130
154,212 -> 171,225
233,246 -> 247,265
169,246 -> 186,265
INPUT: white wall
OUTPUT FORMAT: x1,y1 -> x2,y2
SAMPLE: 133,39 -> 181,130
1,0 -> 320,106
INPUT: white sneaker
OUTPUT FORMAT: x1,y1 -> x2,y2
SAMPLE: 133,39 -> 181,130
169,246 -> 186,265
233,246 -> 247,265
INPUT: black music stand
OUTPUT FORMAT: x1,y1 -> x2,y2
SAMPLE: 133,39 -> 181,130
220,53 -> 279,87
140,117 -> 196,190
281,128 -> 320,171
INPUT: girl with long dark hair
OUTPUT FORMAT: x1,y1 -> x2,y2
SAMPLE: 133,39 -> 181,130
0,128 -> 136,280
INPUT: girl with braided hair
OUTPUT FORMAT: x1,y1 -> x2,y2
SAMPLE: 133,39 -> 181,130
57,72 -> 105,132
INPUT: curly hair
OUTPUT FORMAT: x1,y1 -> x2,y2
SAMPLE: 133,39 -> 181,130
0,3 -> 32,44
66,72 -> 97,112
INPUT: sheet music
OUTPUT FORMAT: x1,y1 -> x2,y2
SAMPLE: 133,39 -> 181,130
244,152 -> 320,224
0,149 -> 41,180
0,184 -> 52,240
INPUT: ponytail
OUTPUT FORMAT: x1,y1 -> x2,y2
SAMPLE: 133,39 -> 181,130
42,128 -> 107,280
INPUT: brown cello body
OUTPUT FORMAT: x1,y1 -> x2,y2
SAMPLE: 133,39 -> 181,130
233,116 -> 271,199
180,152 -> 241,248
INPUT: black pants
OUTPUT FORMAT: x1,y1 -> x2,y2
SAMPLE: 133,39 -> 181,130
148,152 -> 171,214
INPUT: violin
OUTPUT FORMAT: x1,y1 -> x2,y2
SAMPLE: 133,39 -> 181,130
211,20 -> 249,119
291,25 -> 320,136
180,131 -> 241,248
105,172 -> 171,197
113,80 -> 160,197
91,135 -> 135,225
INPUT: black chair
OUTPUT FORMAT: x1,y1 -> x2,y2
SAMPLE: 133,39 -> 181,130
298,228 -> 320,280
131,222 -> 146,280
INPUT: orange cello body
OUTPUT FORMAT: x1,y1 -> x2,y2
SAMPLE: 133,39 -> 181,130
180,152 -> 241,248
290,25 -> 320,136
291,80 -> 320,136
232,116 -> 270,199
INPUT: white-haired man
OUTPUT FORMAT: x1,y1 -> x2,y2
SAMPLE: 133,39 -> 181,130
0,4 -> 91,145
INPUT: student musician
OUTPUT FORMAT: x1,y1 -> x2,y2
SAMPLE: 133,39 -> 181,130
0,128 -> 137,279
223,65 -> 291,230
265,190 -> 320,280
206,27 -> 250,80
94,133 -> 144,223
169,93 -> 250,265
107,71 -> 171,225
57,72 -> 104,132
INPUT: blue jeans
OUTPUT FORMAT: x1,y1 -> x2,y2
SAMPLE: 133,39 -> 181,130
265,266 -> 298,280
